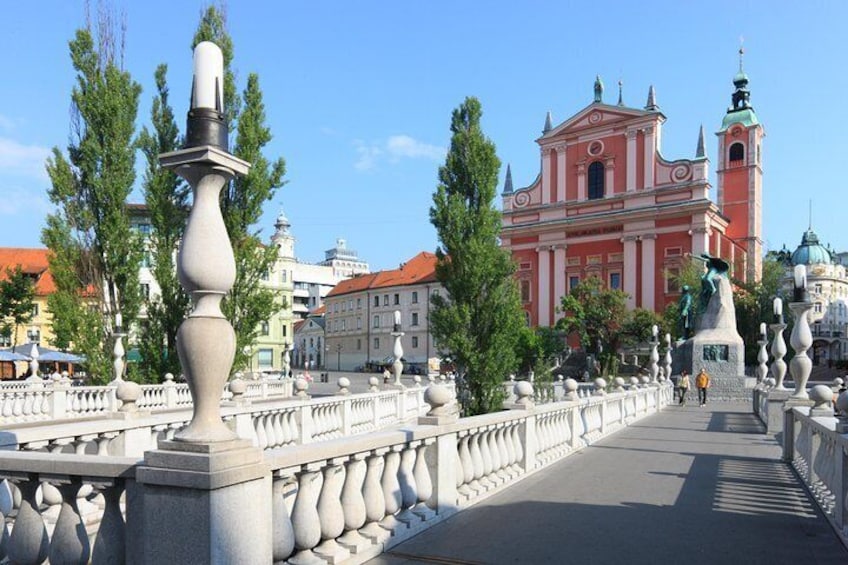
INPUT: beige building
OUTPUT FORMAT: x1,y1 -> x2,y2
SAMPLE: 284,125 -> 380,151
323,252 -> 442,373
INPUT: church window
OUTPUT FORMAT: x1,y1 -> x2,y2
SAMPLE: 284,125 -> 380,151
588,161 -> 604,200
729,143 -> 744,163
569,276 -> 580,292
520,280 -> 531,303
609,273 -> 621,290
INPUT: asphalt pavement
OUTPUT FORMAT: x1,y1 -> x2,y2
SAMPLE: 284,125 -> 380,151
368,402 -> 848,565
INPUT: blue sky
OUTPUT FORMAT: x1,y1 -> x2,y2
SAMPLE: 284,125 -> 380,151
1,1 -> 846,271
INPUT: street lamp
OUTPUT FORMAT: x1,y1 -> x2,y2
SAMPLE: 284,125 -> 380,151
336,343 -> 342,371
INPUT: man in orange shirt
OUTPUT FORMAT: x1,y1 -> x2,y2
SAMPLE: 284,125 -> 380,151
695,368 -> 710,407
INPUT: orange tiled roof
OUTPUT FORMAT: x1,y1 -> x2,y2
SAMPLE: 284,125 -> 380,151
312,305 -> 327,315
327,252 -> 438,297
292,319 -> 307,333
0,248 -> 56,295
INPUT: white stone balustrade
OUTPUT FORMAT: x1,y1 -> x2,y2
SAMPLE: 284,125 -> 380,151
0,382 -> 670,564
782,403 -> 848,548
0,384 -> 446,456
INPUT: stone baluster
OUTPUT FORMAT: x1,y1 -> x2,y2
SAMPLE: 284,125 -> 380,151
337,453 -> 370,554
379,445 -> 405,533
47,477 -> 89,563
487,427 -> 504,484
457,433 -> 474,498
756,336 -> 769,384
360,449 -> 390,544
6,475 -> 48,564
271,471 -> 296,562
412,440 -> 435,521
392,442 -> 419,528
789,300 -> 814,399
90,479 -> 126,564
649,335 -> 659,384
289,463 -> 324,564
662,333 -> 673,383
314,458 -> 351,563
770,322 -> 788,390
478,430 -> 495,488
468,431 -> 485,495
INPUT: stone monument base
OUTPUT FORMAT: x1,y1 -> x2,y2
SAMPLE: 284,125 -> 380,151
674,335 -> 748,401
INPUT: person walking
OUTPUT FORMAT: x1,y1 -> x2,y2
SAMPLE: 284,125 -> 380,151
678,370 -> 690,406
695,367 -> 710,406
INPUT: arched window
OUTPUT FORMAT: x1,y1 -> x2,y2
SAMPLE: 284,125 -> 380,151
587,161 -> 604,199
729,142 -> 744,163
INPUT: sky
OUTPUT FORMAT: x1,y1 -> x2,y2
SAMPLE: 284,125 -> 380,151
1,1 -> 847,271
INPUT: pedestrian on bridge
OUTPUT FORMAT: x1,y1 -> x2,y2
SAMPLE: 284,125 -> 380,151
678,370 -> 690,406
696,367 -> 710,406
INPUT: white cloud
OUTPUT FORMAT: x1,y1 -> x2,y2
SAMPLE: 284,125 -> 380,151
0,137 -> 51,181
353,134 -> 444,172
386,135 -> 445,161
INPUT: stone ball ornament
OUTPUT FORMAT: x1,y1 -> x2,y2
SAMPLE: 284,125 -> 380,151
810,384 -> 834,409
514,380 -> 534,399
564,378 -> 578,393
836,390 -> 848,416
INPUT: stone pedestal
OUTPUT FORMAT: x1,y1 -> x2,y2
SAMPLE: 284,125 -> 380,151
673,276 -> 746,400
764,389 -> 791,434
129,439 -> 272,564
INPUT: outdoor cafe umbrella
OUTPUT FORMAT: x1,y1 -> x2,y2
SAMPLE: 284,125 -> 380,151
0,349 -> 30,362
36,348 -> 85,364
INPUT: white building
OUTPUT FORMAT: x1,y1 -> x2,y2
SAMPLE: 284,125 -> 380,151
777,228 -> 848,365
319,238 -> 370,279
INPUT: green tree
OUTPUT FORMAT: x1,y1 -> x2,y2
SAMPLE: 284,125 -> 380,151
0,267 -> 36,347
620,308 -> 664,346
430,96 -> 524,416
556,276 -> 628,377
192,6 -> 287,371
137,64 -> 190,381
733,258 -> 785,365
43,22 -> 143,383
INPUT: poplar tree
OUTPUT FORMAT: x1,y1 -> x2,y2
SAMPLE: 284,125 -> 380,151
192,6 -> 286,371
43,17 -> 143,383
137,64 -> 190,381
430,96 -> 524,415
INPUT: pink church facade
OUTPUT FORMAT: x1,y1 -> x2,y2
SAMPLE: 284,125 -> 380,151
501,67 -> 763,328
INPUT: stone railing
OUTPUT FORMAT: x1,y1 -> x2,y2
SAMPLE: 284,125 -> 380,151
783,399 -> 848,548
0,377 -> 294,425
0,382 -> 670,564
0,383 -> 445,456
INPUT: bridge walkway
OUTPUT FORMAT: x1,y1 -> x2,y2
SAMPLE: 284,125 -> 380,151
370,402 -> 848,565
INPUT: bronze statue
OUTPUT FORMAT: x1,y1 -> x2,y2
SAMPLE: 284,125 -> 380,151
678,285 -> 694,339
694,252 -> 730,312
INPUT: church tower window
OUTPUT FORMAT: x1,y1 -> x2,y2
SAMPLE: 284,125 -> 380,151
729,142 -> 744,164
588,161 -> 604,200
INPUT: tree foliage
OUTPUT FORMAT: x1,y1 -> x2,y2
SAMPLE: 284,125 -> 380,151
137,64 -> 190,381
192,6 -> 286,371
732,257 -> 785,364
0,268 -> 36,347
43,21 -> 143,383
429,96 -> 524,416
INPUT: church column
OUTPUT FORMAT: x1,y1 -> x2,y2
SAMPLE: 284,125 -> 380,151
691,226 -> 709,258
537,246 -> 551,327
576,161 -> 586,201
643,126 -> 655,189
556,145 -> 567,202
625,130 -> 637,191
640,234 -> 656,311
541,148 -> 552,204
604,157 -> 615,195
622,236 -> 638,310
553,245 -> 566,323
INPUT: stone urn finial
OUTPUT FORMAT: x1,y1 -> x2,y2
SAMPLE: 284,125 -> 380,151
424,384 -> 453,417
294,377 -> 310,398
337,377 -> 351,395
613,376 -> 625,392
229,378 -> 246,402
513,380 -> 535,408
117,380 -> 142,413
564,378 -> 579,401
810,384 -> 834,417
368,376 -> 380,393
593,377 -> 607,396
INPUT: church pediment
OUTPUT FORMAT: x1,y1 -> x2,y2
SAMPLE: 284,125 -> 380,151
541,103 -> 658,140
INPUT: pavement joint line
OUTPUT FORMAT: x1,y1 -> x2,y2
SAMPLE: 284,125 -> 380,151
384,550 -> 486,565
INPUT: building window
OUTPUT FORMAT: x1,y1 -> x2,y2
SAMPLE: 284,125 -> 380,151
141,283 -> 150,300
524,311 -> 531,326
815,303 -> 823,314
0,335 -> 9,347
666,268 -> 680,293
261,270 -> 270,281
520,280 -> 531,303
348,300 -> 353,310
27,328 -> 40,344
341,319 -> 346,331
814,283 -> 823,295
257,349 -> 273,368
729,142 -> 744,163
432,289 -> 440,298
357,298 -> 362,309
587,161 -> 604,200
282,324 -> 287,337
412,291 -> 418,304
137,223 -> 152,235
383,295 -> 389,306
32,304 -> 39,317
609,273 -> 621,290
357,317 -> 362,330
373,315 -> 380,328
393,293 -> 400,305
412,312 -> 419,326
357,338 -> 362,350
412,336 -> 419,348
141,252 -> 152,268
260,321 -> 269,336
282,270 -> 287,283
374,296 -> 379,307
569,276 -> 580,292
374,337 -> 380,350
